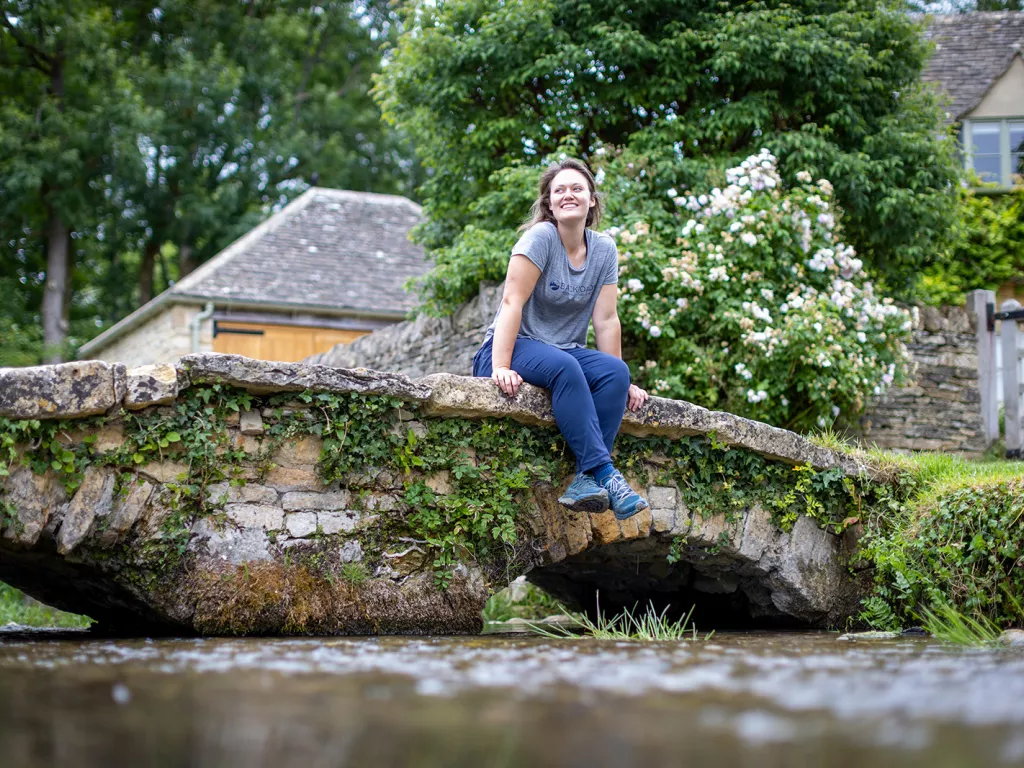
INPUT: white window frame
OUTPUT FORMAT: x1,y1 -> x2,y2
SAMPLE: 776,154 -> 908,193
962,117 -> 1024,188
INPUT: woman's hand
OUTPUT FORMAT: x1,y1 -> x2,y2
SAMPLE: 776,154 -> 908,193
492,366 -> 524,398
627,383 -> 649,412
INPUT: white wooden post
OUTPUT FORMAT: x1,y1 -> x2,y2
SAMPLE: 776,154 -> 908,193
969,289 -> 999,446
1001,299 -> 1022,458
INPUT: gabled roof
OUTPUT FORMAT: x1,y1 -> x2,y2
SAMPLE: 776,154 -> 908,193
921,12 -> 1024,121
80,188 -> 428,356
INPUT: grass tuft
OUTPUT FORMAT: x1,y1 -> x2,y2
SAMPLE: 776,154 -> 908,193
530,596 -> 712,642
921,602 -> 1003,646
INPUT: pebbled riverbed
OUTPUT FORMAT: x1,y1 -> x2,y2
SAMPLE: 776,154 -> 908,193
1,629 -> 1023,768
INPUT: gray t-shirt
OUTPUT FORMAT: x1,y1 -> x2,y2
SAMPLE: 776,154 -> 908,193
484,222 -> 619,349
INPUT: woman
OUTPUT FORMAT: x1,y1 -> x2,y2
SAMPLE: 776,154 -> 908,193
472,158 -> 650,520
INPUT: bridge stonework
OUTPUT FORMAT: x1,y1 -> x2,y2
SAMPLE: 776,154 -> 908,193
0,355 -> 874,634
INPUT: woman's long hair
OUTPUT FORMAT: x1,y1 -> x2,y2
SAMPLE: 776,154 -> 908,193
519,158 -> 602,232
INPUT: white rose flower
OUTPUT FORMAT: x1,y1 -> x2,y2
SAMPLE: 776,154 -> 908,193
627,278 -> 645,293
649,325 -> 662,338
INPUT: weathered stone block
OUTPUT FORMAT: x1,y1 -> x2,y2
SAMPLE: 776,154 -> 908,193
139,461 -> 190,484
227,432 -> 262,455
0,361 -> 122,419
98,478 -> 155,546
648,486 -> 677,510
180,353 -> 431,400
690,511 -> 741,551
282,490 -> 350,511
57,466 -> 115,555
239,409 -> 264,436
124,364 -> 179,410
190,518 -> 271,564
318,510 -> 362,534
263,467 -> 325,492
590,511 -> 622,545
272,437 -> 322,468
651,507 -> 676,534
226,503 -> 284,531
363,494 -> 400,512
285,511 -> 317,538
339,540 -> 363,563
2,466 -> 67,546
425,471 -> 453,495
206,482 -> 278,506
738,504 -> 776,563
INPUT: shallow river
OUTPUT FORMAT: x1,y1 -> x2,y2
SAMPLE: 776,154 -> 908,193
2,629 -> 1023,768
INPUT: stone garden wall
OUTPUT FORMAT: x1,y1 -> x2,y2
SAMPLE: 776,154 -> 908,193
856,305 -> 986,456
313,287 -> 987,456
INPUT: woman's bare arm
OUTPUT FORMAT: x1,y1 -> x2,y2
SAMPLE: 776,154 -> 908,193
592,283 -> 648,412
491,254 -> 541,397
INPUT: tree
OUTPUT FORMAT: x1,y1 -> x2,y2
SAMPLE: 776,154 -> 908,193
376,0 -> 961,307
1,1 -> 415,365
0,1 -> 139,362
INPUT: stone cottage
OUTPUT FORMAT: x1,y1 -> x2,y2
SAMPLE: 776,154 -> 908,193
922,11 -> 1024,192
78,188 -> 428,367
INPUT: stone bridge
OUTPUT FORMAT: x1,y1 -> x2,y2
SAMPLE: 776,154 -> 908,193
0,354 -> 875,635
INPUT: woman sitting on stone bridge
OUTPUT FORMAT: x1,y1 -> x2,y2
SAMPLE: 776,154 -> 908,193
472,158 -> 650,520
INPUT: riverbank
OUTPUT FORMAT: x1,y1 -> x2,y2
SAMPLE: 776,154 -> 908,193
809,439 -> 1024,631
0,583 -> 91,629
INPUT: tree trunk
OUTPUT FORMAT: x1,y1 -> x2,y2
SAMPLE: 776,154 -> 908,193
41,208 -> 70,364
138,240 -> 159,305
41,56 -> 69,365
179,242 -> 197,279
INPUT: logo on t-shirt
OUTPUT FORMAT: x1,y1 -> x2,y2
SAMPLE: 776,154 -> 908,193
548,281 -> 595,297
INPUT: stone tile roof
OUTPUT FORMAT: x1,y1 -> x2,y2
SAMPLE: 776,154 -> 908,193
172,188 -> 427,316
921,12 -> 1024,121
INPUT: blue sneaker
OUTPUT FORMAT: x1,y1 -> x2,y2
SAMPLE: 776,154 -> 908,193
599,469 -> 649,520
558,473 -> 610,513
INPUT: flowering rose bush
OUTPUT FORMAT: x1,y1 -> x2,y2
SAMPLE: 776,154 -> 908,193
612,150 -> 915,431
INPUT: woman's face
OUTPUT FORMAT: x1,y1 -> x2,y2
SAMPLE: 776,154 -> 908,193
548,169 -> 595,225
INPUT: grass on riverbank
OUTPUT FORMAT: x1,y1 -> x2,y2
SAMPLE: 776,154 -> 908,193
0,583 -> 92,628
530,601 -> 711,642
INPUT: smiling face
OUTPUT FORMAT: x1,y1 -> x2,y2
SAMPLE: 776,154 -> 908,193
548,169 -> 595,225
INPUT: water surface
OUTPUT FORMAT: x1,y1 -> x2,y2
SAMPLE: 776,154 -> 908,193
2,629 -> 1023,767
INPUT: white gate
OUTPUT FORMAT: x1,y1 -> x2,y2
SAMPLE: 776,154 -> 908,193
970,289 -> 1024,458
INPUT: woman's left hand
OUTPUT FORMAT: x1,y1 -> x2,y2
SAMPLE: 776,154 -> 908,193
627,384 -> 649,412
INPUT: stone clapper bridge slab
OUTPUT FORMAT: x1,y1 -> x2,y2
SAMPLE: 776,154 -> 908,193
0,354 -> 873,635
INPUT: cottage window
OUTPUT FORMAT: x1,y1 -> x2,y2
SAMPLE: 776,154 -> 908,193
962,118 -> 1024,187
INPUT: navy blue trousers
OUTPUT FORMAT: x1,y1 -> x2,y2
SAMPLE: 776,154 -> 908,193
473,337 -> 631,473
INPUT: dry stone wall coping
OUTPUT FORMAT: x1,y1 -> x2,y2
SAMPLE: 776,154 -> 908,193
2,353 -> 865,478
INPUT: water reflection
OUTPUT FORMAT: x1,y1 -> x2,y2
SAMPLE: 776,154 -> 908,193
1,631 -> 1023,767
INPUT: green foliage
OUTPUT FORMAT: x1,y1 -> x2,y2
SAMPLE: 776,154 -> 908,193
859,477 -> 1024,630
0,582 -> 92,628
378,0 -> 960,304
1,0 -> 416,365
396,418 -> 571,588
0,414 -> 104,494
619,433 -> 864,536
614,150 -> 914,431
482,581 -> 566,622
916,185 -> 1024,306
339,562 -> 368,585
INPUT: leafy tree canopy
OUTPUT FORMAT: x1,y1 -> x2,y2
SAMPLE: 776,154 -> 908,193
1,0 -> 413,365
376,0 -> 961,308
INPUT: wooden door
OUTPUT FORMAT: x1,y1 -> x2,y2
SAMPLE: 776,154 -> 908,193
212,321 -> 367,362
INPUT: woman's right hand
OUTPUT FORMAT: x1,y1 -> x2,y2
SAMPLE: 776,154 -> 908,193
492,366 -> 524,398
